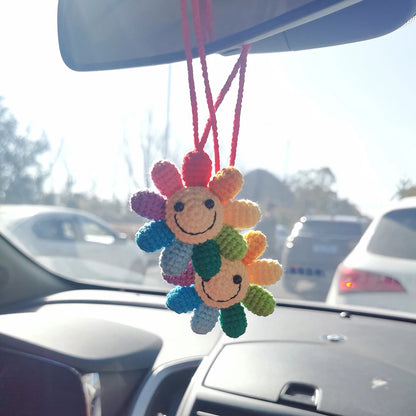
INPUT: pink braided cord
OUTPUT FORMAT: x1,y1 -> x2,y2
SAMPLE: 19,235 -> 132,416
190,0 -> 220,172
180,0 -> 199,149
230,44 -> 250,166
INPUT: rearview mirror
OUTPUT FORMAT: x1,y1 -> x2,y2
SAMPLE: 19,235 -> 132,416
58,0 -> 416,71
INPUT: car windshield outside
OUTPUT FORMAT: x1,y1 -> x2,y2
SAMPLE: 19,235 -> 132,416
1,1 -> 415,317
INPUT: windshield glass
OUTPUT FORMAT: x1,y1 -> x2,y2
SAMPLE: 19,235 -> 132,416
1,1 -> 415,316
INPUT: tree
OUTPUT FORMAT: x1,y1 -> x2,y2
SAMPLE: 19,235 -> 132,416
287,167 -> 360,218
395,178 -> 416,199
0,98 -> 50,203
239,169 -> 294,257
240,169 -> 293,209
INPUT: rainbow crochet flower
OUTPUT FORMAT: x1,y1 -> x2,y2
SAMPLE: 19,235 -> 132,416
165,231 -> 282,338
131,150 -> 261,281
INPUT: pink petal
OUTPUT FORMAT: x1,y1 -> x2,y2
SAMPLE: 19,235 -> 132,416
130,191 -> 166,221
151,161 -> 183,198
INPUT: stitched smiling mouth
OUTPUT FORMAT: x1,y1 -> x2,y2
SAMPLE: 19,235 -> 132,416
174,212 -> 217,235
202,280 -> 241,303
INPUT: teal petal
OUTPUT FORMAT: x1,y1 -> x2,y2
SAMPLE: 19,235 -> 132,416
192,240 -> 221,280
219,303 -> 247,338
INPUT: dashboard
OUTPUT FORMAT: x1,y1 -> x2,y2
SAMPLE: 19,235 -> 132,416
1,289 -> 415,416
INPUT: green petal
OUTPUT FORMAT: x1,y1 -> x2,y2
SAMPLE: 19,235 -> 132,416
192,240 -> 221,280
215,225 -> 247,261
219,303 -> 247,338
242,285 -> 275,316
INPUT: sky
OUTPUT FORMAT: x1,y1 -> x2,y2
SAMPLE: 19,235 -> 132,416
1,1 -> 416,218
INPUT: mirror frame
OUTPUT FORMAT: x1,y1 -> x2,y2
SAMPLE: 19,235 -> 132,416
58,0 -> 360,71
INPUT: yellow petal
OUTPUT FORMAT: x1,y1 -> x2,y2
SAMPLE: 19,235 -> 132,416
247,259 -> 282,286
223,200 -> 261,229
242,231 -> 267,264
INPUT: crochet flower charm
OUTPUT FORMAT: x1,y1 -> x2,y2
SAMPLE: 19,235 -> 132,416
131,150 -> 261,281
165,231 -> 282,338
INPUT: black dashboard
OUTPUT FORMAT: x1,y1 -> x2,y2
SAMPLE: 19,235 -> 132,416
0,289 -> 415,416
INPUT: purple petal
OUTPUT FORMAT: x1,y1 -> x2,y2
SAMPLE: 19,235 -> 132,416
130,191 -> 166,221
163,262 -> 195,286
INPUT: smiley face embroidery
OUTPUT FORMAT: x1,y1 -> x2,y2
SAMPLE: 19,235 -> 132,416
165,187 -> 224,244
165,230 -> 283,338
131,151 -> 261,278
194,258 -> 249,308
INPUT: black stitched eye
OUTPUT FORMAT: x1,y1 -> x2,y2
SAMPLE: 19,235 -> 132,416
233,275 -> 242,285
174,201 -> 185,212
204,199 -> 215,209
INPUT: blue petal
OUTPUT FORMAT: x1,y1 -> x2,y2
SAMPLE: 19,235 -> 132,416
135,220 -> 174,252
160,240 -> 193,275
166,285 -> 202,314
191,304 -> 219,334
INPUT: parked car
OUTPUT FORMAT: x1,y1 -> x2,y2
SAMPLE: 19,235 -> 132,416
0,205 -> 148,286
327,197 -> 416,314
281,215 -> 369,299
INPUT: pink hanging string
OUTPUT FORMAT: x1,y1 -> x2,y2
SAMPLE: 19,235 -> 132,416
190,0 -> 220,171
199,51 -> 245,150
180,0 -> 199,149
230,44 -> 250,166
201,44 -> 250,167
200,0 -> 214,43
180,0 -> 250,172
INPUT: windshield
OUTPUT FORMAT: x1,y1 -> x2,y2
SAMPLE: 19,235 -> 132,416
1,1 -> 415,316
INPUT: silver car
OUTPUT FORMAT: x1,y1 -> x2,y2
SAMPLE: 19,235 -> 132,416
327,197 -> 416,314
281,215 -> 368,300
0,205 -> 147,286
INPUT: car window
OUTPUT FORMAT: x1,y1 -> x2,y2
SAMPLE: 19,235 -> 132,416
299,221 -> 364,237
33,218 -> 76,241
77,217 -> 116,245
367,208 -> 416,260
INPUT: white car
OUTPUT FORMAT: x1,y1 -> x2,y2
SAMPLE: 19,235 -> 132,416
327,197 -> 416,314
0,205 -> 148,286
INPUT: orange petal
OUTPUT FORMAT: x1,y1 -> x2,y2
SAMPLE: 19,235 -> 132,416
223,200 -> 261,229
208,167 -> 243,202
242,231 -> 267,264
247,259 -> 282,286
151,161 -> 183,198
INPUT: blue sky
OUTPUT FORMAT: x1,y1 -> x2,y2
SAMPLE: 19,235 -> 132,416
1,1 -> 415,218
